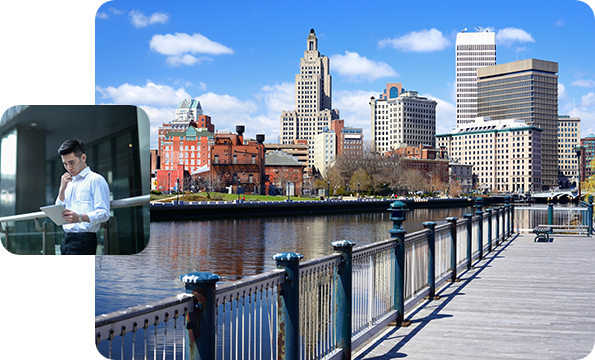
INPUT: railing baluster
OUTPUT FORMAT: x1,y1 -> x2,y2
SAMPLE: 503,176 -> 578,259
132,323 -> 137,360
222,298 -> 226,360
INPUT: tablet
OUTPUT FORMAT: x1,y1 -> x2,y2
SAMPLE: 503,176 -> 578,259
40,204 -> 68,225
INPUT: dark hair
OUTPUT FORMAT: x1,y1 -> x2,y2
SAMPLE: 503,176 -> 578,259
58,138 -> 85,158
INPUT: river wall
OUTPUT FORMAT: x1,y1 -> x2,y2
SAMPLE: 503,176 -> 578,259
150,197 -> 506,221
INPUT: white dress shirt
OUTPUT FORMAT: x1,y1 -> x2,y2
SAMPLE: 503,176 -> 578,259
55,166 -> 111,233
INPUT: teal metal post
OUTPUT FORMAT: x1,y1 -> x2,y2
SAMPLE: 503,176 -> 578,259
273,252 -> 303,360
548,202 -> 553,226
463,213 -> 473,270
332,240 -> 355,359
486,209 -> 493,253
475,197 -> 484,261
423,221 -> 439,300
388,201 -> 410,327
446,217 -> 460,282
589,195 -> 594,236
180,271 -> 221,360
495,207 -> 500,247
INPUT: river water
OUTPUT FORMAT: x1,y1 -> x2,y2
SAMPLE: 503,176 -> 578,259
95,205 -> 478,316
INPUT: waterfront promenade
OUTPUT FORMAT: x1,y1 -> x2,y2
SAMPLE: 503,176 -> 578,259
354,233 -> 595,360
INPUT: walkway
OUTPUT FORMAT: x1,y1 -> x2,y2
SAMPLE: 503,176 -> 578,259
354,233 -> 595,360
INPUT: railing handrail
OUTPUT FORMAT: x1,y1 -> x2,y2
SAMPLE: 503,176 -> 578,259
0,195 -> 149,223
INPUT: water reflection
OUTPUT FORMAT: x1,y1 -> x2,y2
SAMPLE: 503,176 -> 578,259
96,206 -> 476,316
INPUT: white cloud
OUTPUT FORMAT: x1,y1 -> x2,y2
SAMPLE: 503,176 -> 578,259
95,81 -> 191,106
259,83 -> 295,115
150,33 -> 232,66
150,33 -> 233,56
422,94 -> 456,134
140,106 -> 177,148
196,92 -> 257,114
581,92 -> 595,107
378,29 -> 450,52
330,52 -> 397,81
559,83 -> 568,102
96,12 -> 108,19
572,79 -> 595,88
128,10 -> 169,28
496,27 -> 535,46
554,19 -> 564,27
109,8 -> 127,16
166,54 -> 213,67
333,89 -> 378,140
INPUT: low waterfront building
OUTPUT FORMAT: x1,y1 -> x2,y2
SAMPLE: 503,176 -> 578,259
264,140 -> 309,168
264,151 -> 303,196
210,126 -> 266,195
386,144 -> 447,160
449,162 -> 474,192
436,117 -> 543,193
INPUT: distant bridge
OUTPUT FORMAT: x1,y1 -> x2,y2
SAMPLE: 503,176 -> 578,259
532,189 -> 579,201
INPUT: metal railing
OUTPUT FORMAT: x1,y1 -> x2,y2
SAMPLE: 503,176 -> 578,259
0,195 -> 149,255
97,200 -> 515,360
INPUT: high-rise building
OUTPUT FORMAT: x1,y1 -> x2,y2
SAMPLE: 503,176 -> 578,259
580,134 -> 595,183
455,28 -> 496,125
280,29 -> 340,167
557,115 -> 580,188
477,59 -> 558,189
370,88 -> 436,155
436,117 -> 543,193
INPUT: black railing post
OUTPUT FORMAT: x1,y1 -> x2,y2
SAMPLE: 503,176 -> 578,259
475,197 -> 484,261
423,221 -> 440,300
495,207 -> 500,247
463,213 -> 473,270
486,209 -> 493,253
505,195 -> 511,238
446,217 -> 460,282
180,271 -> 221,360
332,240 -> 355,360
273,252 -> 303,360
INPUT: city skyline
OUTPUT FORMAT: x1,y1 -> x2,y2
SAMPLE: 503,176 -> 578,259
95,0 -> 595,149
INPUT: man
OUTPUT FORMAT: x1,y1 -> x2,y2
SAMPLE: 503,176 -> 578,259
56,139 -> 110,255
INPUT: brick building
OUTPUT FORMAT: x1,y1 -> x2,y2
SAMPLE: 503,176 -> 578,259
264,151 -> 304,196
209,126 -> 266,194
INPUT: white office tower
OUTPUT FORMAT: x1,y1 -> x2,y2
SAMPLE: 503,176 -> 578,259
280,29 -> 339,167
456,28 -> 496,125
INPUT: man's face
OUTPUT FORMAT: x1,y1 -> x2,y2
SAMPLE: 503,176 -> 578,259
61,152 -> 87,176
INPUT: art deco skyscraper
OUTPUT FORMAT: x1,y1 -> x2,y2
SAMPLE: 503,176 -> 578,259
455,28 -> 496,125
280,29 -> 339,167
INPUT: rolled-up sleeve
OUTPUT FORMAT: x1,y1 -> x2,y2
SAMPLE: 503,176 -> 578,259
87,176 -> 111,226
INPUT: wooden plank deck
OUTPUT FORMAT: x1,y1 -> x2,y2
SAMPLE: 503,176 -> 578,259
354,233 -> 595,360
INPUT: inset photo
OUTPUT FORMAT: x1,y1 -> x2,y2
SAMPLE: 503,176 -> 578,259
0,105 -> 150,255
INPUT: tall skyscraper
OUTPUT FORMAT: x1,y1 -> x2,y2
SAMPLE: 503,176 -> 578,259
280,29 -> 339,167
455,28 -> 496,125
477,59 -> 558,189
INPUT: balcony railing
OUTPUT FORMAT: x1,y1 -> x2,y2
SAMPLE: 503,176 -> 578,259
97,201 -> 523,359
0,195 -> 149,255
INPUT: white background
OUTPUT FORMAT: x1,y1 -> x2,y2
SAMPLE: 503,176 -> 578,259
0,1 -> 108,359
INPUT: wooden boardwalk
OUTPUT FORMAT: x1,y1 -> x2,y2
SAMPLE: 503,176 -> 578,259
354,233 -> 595,360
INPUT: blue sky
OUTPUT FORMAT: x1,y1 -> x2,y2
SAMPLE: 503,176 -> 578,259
95,0 -> 595,149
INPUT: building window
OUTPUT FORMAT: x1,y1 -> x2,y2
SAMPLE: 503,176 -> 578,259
233,155 -> 238,164
214,155 -> 219,164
